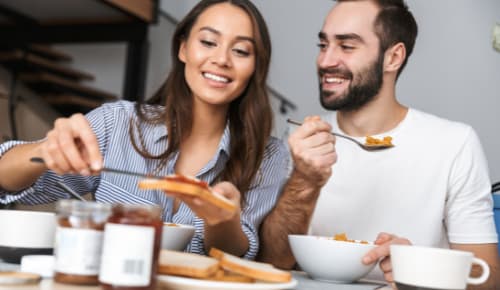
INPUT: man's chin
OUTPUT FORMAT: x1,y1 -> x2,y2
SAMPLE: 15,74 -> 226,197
320,92 -> 345,111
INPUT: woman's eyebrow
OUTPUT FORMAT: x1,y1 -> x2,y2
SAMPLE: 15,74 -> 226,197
199,26 -> 255,44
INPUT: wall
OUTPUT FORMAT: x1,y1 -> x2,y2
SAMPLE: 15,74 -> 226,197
4,0 -> 498,180
162,0 -> 500,181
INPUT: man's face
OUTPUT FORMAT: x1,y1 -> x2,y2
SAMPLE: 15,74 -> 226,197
317,1 -> 384,111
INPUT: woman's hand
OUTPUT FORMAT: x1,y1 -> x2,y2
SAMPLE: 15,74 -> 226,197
168,181 -> 241,225
362,232 -> 412,284
37,114 -> 102,175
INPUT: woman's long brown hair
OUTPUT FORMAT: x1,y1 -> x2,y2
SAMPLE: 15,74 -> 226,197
130,0 -> 273,204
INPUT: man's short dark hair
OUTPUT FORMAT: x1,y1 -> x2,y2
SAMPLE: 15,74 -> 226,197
337,0 -> 418,77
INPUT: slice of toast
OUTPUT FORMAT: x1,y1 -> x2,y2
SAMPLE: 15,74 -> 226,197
138,175 -> 236,212
158,250 -> 220,279
209,248 -> 292,283
207,269 -> 255,283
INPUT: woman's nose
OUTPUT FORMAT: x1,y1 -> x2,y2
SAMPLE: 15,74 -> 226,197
211,47 -> 231,67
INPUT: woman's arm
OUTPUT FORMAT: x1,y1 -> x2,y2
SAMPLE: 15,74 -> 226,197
204,182 -> 248,256
0,142 -> 46,191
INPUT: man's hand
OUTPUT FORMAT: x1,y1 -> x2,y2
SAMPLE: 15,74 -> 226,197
362,232 -> 412,284
288,116 -> 337,188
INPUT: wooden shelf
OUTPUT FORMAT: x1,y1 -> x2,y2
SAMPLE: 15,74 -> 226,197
28,44 -> 72,62
42,94 -> 103,109
0,50 -> 93,81
19,72 -> 117,100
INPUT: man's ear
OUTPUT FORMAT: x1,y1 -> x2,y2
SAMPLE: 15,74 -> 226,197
178,39 -> 187,63
384,42 -> 406,73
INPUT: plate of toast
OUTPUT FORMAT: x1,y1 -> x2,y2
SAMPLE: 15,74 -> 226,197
157,248 -> 297,290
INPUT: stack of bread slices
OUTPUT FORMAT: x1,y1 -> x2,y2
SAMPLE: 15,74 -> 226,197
158,248 -> 292,283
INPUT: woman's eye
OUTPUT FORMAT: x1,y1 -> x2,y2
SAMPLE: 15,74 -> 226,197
200,40 -> 216,47
233,48 -> 250,57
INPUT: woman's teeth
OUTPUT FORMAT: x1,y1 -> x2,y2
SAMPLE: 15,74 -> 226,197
203,72 -> 229,83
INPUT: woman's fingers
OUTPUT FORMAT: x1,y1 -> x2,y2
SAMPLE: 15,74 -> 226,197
41,114 -> 101,175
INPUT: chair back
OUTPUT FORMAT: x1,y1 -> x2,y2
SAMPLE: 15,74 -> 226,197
492,182 -> 500,254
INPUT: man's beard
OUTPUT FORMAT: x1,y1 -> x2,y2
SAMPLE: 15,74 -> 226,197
319,53 -> 384,112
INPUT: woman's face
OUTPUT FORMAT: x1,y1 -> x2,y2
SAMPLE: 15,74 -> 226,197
179,3 -> 256,108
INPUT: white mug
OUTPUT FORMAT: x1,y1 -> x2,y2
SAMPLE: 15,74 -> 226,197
390,245 -> 490,290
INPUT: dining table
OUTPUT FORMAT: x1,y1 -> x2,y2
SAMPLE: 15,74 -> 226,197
0,260 -> 391,290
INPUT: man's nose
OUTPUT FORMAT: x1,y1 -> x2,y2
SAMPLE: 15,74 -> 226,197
317,47 -> 341,68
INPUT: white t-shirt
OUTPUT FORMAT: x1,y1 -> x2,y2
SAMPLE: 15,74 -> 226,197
308,109 -> 498,280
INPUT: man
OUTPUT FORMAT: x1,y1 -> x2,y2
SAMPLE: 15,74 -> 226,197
258,0 -> 499,288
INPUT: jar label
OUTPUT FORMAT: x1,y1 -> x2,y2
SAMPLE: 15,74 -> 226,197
99,223 -> 155,286
55,227 -> 103,275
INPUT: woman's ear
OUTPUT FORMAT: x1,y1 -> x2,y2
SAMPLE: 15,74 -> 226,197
384,42 -> 406,73
178,40 -> 187,63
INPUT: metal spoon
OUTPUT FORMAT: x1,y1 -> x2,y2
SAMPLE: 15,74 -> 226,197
56,181 -> 87,202
30,157 -> 164,179
286,119 -> 394,151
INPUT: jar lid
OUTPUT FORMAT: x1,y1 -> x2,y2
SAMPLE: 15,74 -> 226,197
0,271 -> 41,285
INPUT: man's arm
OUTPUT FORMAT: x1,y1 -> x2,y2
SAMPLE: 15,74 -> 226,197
450,243 -> 499,290
257,116 -> 336,269
257,170 -> 323,269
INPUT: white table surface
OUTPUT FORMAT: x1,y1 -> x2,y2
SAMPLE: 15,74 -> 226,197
0,269 -> 391,290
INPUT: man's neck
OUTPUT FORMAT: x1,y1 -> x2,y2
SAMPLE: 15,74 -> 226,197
336,85 -> 408,137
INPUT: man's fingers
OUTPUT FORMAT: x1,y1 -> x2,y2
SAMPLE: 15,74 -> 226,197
363,243 -> 390,265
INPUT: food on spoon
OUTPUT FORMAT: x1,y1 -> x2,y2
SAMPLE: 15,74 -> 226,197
138,174 -> 236,212
365,136 -> 393,147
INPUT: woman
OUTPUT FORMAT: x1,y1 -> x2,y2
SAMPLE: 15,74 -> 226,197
0,0 -> 288,259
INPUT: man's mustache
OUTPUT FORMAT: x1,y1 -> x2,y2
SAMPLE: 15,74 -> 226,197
318,67 -> 353,80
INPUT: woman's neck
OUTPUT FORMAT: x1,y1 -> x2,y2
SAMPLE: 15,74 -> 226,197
189,101 -> 228,141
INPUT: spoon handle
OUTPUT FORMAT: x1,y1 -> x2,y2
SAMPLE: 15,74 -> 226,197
56,181 -> 87,202
29,157 -> 164,180
286,119 -> 363,145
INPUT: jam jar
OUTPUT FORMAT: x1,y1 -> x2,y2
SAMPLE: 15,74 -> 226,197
99,204 -> 163,290
54,200 -> 112,285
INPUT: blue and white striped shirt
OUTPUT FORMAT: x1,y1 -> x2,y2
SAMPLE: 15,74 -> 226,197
0,101 -> 289,259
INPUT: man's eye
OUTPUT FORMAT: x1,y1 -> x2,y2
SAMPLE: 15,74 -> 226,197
200,40 -> 216,47
341,45 -> 354,50
317,43 -> 327,49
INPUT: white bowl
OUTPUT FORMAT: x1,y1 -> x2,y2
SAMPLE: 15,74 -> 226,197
0,210 -> 56,263
161,223 -> 195,251
289,234 -> 377,283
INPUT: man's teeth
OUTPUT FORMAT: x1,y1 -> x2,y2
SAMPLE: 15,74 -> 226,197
325,77 -> 345,84
203,72 -> 229,83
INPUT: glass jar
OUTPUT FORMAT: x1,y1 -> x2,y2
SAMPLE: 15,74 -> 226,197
99,204 -> 163,290
54,200 -> 112,285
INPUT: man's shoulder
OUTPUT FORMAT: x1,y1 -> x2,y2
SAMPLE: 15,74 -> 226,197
408,108 -> 473,136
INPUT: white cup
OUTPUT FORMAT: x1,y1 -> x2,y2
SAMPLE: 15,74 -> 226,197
390,245 -> 490,290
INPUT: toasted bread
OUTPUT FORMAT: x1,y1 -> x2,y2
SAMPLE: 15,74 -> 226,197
138,175 -> 236,212
209,248 -> 292,283
158,250 -> 220,279
207,269 -> 255,283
